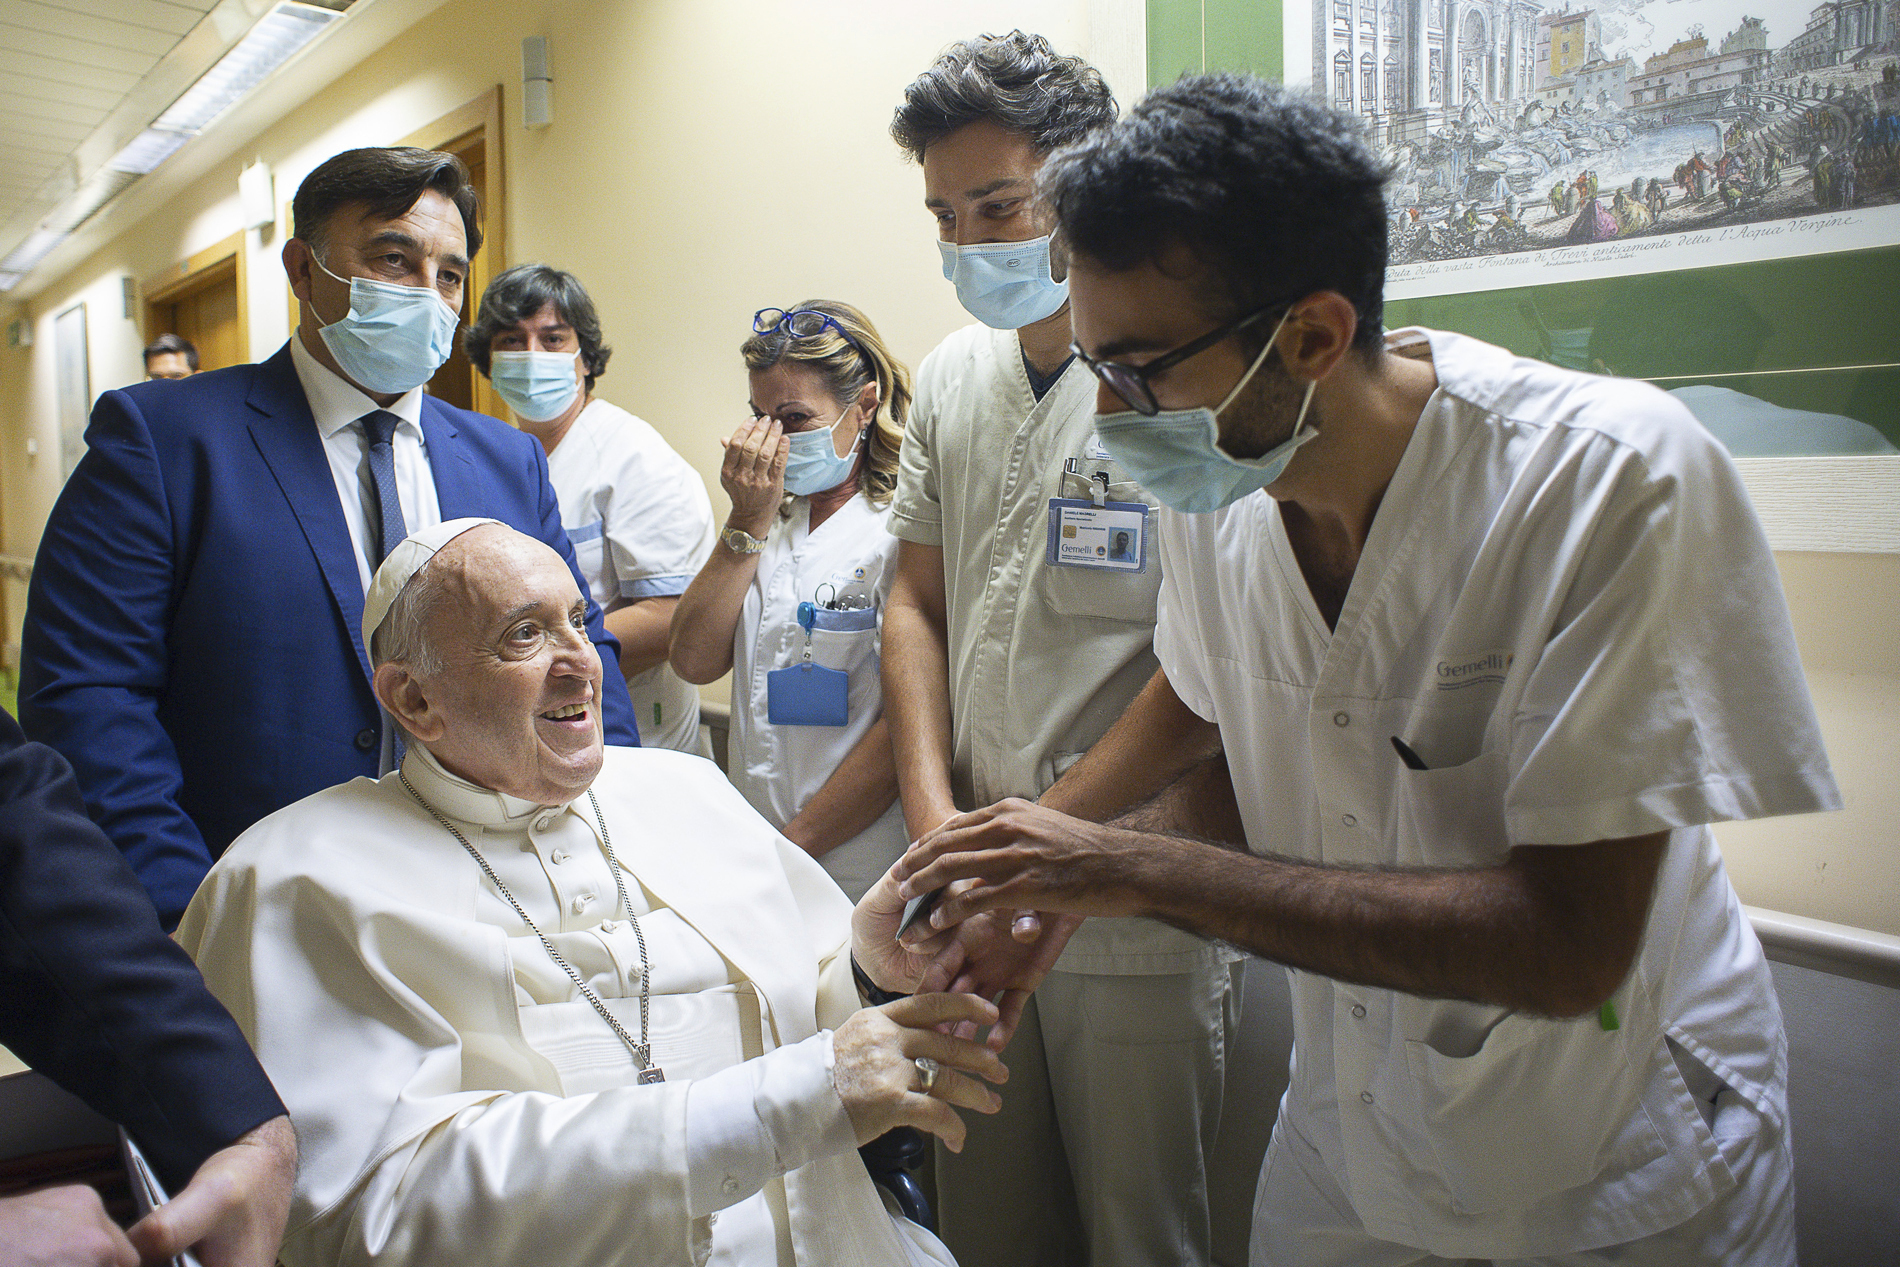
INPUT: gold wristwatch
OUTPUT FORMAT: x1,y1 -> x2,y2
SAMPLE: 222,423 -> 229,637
718,523 -> 766,555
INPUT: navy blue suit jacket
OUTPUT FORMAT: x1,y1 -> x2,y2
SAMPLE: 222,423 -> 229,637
21,343 -> 638,925
0,707 -> 286,1194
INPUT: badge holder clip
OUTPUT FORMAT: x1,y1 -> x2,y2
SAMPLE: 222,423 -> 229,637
767,601 -> 850,726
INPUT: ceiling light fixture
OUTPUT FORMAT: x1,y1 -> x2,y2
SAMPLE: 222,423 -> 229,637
115,3 -> 340,173
0,2 -> 344,292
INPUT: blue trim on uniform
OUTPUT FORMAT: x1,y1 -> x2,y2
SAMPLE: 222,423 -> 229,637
566,520 -> 605,544
811,606 -> 877,632
624,574 -> 693,599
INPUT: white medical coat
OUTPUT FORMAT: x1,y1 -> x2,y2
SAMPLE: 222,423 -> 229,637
729,493 -> 906,902
548,398 -> 716,752
1155,328 -> 1841,1257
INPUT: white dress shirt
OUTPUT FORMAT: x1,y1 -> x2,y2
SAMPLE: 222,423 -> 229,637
289,332 -> 442,592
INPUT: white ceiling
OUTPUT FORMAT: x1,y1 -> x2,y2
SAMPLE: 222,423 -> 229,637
0,0 -> 406,297
0,0 -> 224,233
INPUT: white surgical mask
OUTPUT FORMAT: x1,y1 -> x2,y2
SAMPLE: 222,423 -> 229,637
938,235 -> 1068,329
313,258 -> 459,395
489,350 -> 582,422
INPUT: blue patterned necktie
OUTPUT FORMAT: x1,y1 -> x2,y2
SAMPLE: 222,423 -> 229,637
359,409 -> 409,566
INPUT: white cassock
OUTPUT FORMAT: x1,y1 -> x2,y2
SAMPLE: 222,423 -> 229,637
179,745 -> 951,1267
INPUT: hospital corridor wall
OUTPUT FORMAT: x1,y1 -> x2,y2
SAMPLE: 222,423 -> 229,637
0,0 -> 1894,1261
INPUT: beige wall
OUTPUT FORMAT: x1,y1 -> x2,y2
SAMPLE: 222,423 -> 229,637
1714,550 -> 1900,936
0,0 -> 1138,700
0,0 -> 1137,565
0,0 -> 1893,937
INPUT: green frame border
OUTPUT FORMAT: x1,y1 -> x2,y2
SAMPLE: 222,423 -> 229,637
1149,0 -> 1283,85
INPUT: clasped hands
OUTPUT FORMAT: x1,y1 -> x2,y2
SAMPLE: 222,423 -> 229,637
846,797 -> 1145,1094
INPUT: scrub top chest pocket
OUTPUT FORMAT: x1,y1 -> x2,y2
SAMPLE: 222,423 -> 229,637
766,601 -> 875,727
567,520 -> 607,587
1041,456 -> 1163,623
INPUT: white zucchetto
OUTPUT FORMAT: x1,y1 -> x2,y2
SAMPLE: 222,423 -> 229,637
360,516 -> 503,652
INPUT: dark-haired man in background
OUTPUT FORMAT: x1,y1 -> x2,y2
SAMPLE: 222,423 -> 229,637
23,147 -> 636,927
143,333 -> 198,380
896,76 -> 1837,1264
882,32 -> 1237,1267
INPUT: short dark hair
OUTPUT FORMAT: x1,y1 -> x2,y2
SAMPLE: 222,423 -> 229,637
891,31 -> 1115,162
1042,74 -> 1390,353
292,147 -> 482,260
464,264 -> 612,389
143,332 -> 197,370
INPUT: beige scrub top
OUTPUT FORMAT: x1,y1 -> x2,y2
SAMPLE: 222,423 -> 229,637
891,322 -> 1227,975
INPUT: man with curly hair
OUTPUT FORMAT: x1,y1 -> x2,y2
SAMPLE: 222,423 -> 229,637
882,32 -> 1238,1267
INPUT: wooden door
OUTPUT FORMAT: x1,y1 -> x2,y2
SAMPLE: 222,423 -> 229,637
423,132 -> 484,411
158,262 -> 241,371
404,88 -> 506,420
144,231 -> 249,373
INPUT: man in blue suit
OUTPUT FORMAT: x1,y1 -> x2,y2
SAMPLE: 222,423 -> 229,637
22,147 -> 637,927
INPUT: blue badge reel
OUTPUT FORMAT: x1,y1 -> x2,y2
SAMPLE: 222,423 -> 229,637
766,600 -> 860,726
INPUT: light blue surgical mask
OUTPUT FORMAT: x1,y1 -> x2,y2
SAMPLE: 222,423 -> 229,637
313,258 -> 460,395
489,350 -> 582,422
938,235 -> 1068,330
783,409 -> 861,497
1093,309 -> 1318,515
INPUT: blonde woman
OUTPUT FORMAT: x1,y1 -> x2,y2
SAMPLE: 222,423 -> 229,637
670,301 -> 911,900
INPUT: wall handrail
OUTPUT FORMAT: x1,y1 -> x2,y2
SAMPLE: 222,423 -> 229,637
0,555 -> 31,584
1746,905 -> 1900,990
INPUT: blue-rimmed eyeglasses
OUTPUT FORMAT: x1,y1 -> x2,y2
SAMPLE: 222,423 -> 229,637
753,307 -> 855,346
1070,302 -> 1284,417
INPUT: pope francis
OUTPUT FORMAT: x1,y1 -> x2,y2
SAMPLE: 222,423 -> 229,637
179,518 -> 1006,1267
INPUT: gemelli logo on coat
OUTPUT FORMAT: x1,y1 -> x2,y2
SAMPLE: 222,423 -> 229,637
1435,650 -> 1513,690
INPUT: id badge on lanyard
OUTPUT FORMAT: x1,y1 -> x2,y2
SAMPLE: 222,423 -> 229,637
766,601 -> 849,726
1047,466 -> 1150,573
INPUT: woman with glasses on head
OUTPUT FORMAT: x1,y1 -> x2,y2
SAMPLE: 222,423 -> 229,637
669,301 -> 912,901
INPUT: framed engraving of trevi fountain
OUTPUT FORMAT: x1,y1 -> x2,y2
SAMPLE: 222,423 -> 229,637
1280,0 -> 1900,297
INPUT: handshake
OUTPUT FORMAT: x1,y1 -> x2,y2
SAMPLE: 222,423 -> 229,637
839,798 -> 1141,1150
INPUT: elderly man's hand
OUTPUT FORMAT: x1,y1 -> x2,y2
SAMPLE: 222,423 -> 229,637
0,1185 -> 138,1267
852,855 -> 1081,1052
126,1115 -> 297,1267
850,861 -> 959,994
832,994 -> 1007,1152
